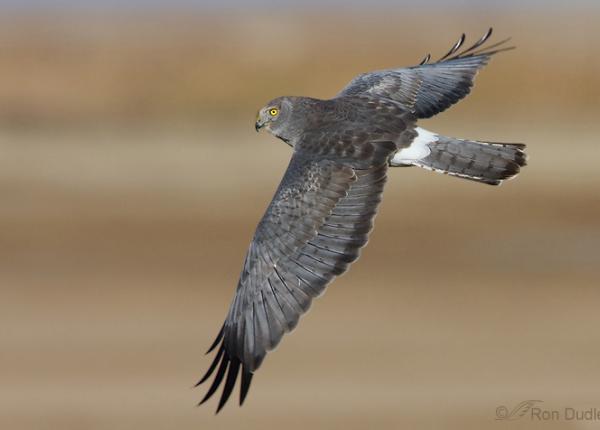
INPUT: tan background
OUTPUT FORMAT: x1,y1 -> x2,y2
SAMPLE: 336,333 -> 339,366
1,4 -> 600,430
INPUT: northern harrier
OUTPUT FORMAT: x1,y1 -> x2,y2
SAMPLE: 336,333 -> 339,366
197,28 -> 526,412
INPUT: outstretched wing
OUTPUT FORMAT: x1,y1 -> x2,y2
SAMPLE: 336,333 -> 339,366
337,28 -> 513,118
197,141 -> 391,412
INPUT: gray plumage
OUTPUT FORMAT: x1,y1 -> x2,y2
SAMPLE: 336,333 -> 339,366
404,137 -> 527,185
197,28 -> 527,412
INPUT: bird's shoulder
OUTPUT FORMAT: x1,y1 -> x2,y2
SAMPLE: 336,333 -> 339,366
293,96 -> 415,166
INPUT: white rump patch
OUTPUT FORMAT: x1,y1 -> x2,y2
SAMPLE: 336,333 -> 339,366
390,127 -> 437,166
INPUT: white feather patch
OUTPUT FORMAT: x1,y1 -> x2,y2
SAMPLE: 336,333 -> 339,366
390,127 -> 437,166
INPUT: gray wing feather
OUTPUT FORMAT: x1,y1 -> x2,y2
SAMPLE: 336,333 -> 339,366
197,146 -> 389,411
337,28 -> 513,118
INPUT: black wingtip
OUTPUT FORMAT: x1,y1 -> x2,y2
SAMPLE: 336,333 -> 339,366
419,53 -> 431,65
198,353 -> 229,406
239,369 -> 253,406
215,359 -> 240,413
438,32 -> 466,62
434,28 -> 514,63
482,27 -> 493,43
196,327 -> 254,413
206,324 -> 224,354
454,27 -> 494,57
195,344 -> 225,387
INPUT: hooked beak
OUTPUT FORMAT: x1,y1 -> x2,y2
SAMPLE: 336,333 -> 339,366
255,119 -> 265,132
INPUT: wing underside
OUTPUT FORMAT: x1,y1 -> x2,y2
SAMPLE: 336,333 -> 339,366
197,149 -> 390,412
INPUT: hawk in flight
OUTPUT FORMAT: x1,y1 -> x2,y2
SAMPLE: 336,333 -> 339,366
197,28 -> 527,412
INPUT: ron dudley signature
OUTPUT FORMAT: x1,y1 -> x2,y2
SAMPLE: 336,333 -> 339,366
496,400 -> 600,421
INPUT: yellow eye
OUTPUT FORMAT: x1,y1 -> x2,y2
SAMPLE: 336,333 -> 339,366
269,108 -> 279,116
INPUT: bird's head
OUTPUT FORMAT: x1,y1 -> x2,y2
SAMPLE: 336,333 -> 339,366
255,96 -> 298,143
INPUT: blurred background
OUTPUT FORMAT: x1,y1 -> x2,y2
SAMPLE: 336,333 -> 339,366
1,1 -> 599,429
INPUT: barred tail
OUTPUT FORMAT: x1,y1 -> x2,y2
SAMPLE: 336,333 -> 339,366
390,128 -> 527,185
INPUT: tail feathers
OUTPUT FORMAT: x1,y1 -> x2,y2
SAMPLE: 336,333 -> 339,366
391,128 -> 527,185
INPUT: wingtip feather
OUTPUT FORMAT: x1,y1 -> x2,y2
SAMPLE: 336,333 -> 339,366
239,369 -> 253,406
435,29 -> 514,63
216,359 -> 240,413
206,324 -> 224,354
195,344 -> 225,387
198,354 -> 229,406
438,32 -> 466,62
